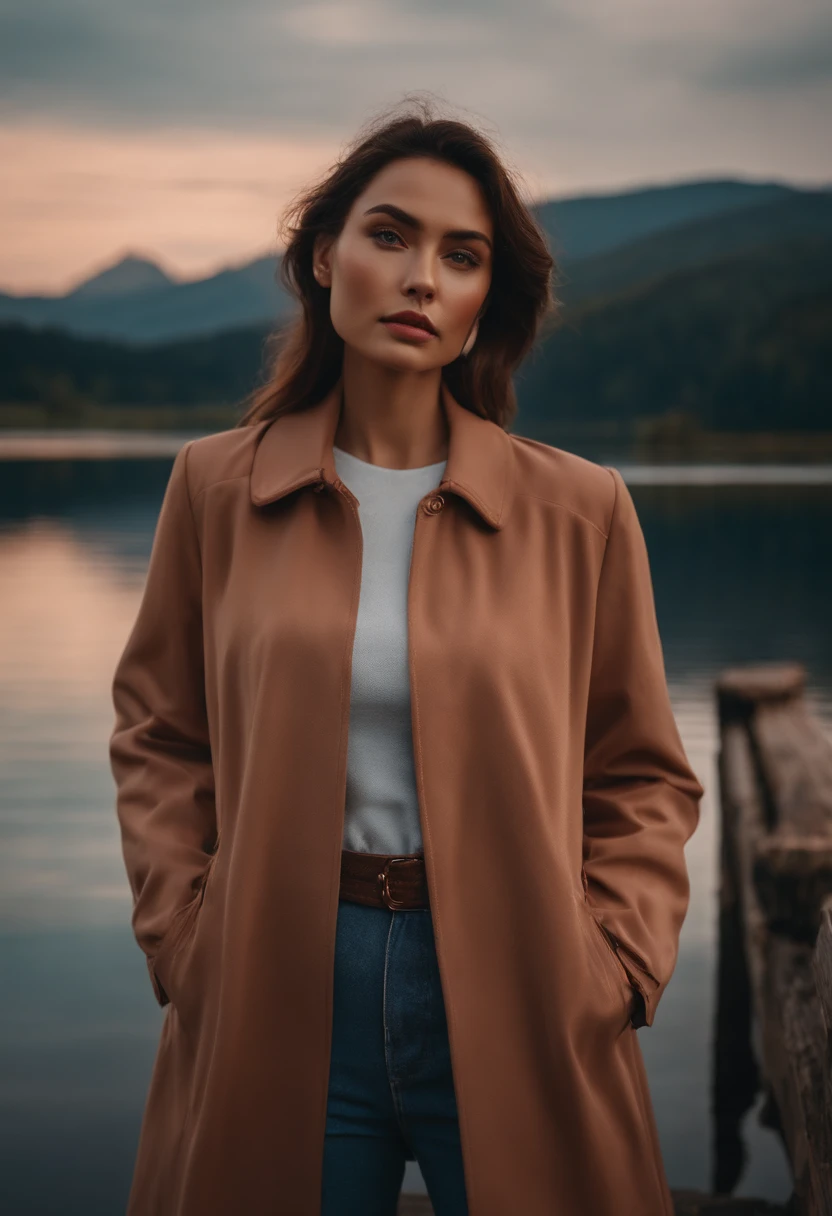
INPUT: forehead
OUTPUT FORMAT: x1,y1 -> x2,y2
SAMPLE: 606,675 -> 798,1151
350,157 -> 493,236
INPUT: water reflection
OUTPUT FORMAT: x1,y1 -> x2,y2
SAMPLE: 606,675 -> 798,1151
2,450 -> 828,1212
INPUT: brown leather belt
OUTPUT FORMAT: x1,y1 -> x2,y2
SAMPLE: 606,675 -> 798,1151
339,849 -> 429,910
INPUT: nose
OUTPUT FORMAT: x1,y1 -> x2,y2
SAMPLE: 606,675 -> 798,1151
401,249 -> 436,302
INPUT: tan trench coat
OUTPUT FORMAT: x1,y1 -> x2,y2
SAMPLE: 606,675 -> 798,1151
110,375 -> 704,1216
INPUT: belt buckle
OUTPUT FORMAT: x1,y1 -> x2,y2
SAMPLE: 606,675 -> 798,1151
378,857 -> 415,910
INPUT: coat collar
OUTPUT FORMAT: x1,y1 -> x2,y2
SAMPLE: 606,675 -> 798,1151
249,377 -> 514,530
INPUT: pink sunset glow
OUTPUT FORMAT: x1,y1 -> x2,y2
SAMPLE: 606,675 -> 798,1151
1,121 -> 340,294
1,0 -> 829,296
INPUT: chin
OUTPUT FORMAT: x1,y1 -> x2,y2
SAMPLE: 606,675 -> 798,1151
361,337 -> 440,371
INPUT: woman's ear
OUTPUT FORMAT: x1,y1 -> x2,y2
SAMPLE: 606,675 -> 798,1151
312,234 -> 333,288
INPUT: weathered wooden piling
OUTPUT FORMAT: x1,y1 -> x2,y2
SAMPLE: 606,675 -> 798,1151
716,662 -> 832,1216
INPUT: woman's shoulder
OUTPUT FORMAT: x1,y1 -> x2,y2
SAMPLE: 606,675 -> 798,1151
508,432 -> 618,537
178,421 -> 271,503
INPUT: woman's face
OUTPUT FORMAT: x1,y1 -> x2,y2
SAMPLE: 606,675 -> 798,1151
313,156 -> 493,369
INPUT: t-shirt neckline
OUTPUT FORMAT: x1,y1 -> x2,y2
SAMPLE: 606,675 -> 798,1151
333,444 -> 446,474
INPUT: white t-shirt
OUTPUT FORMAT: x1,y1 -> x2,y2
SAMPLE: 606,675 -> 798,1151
332,443 -> 447,855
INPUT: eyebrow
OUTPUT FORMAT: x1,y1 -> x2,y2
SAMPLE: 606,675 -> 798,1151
362,203 -> 493,252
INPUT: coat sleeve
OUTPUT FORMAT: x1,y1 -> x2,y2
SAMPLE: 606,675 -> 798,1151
582,466 -> 704,1029
109,440 -> 217,1008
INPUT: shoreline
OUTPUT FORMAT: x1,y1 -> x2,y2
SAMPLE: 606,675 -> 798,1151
3,407 -> 832,465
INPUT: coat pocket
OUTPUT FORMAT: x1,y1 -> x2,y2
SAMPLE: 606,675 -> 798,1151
575,891 -> 636,1029
153,847 -> 220,1015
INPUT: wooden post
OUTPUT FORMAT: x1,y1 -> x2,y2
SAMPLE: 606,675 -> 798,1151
716,662 -> 832,1215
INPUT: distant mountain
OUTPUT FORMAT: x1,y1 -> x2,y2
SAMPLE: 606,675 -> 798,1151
2,228 -> 830,434
3,174 -> 831,436
0,177 -> 816,344
67,253 -> 176,300
532,177 -> 796,262
515,233 -> 832,433
558,190 -> 832,306
0,253 -> 294,343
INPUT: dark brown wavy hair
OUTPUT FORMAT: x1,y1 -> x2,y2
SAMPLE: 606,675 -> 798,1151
236,94 -> 557,432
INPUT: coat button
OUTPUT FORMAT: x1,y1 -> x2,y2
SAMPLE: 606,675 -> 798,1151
422,493 -> 445,515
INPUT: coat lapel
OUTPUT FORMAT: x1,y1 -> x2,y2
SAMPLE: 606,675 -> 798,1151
249,376 -> 515,530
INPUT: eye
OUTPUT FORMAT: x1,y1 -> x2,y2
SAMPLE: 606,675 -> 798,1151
371,227 -> 404,247
448,249 -> 481,269
370,226 -> 481,269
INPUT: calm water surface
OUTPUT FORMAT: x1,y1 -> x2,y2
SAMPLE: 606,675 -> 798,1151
1,438 -> 830,1214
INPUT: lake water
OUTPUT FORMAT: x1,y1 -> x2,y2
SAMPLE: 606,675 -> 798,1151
1,435 -> 830,1213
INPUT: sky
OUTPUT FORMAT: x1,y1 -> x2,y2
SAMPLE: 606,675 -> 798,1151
1,0 -> 830,295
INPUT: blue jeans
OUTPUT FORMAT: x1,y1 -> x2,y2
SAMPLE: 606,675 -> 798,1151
321,898 -> 469,1216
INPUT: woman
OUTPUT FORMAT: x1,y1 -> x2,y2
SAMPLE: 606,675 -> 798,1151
110,98 -> 704,1216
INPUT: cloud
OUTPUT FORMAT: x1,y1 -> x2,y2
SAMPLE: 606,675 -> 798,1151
0,0 -> 829,290
701,25 -> 832,91
2,0 -> 826,132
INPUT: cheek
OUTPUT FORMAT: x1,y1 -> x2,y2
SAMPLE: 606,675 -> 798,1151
446,279 -> 485,332
330,243 -> 387,323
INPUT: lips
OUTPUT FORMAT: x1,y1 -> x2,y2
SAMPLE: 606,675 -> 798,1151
381,311 -> 438,336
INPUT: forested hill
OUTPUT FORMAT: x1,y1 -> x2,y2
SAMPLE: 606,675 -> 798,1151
0,177 -> 813,345
517,233 -> 832,433
1,184 -> 830,434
